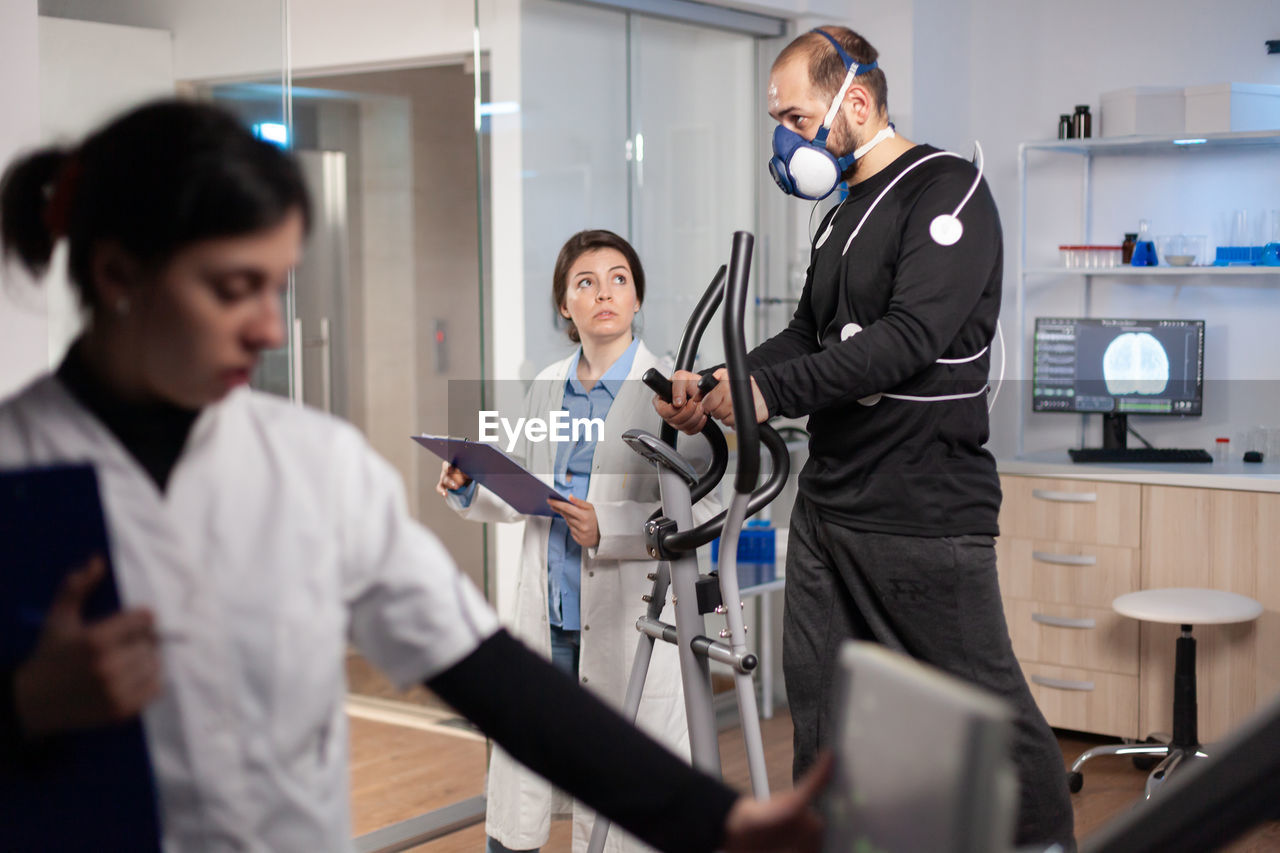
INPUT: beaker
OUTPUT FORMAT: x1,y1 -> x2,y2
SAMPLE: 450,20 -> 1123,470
1131,219 -> 1158,266
1230,209 -> 1252,246
1263,210 -> 1280,266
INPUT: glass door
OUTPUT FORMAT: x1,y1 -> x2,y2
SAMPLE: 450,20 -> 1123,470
282,29 -> 493,853
505,0 -> 759,369
627,14 -> 758,363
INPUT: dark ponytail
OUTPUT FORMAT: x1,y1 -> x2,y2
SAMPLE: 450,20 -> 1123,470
0,99 -> 310,313
0,146 -> 73,277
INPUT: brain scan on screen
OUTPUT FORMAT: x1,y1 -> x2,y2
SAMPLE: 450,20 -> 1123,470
1102,332 -> 1170,396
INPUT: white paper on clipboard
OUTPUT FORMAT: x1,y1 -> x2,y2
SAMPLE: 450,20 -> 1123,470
412,434 -> 563,516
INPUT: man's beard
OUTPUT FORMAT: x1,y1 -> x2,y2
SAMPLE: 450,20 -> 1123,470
828,110 -> 864,183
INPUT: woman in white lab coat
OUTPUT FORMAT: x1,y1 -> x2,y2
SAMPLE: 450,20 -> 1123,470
0,100 -> 824,853
439,230 -> 720,853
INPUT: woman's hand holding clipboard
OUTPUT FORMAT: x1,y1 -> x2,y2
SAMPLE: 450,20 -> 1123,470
414,435 -> 564,517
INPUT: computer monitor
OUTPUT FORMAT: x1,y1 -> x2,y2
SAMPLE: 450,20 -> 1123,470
1032,318 -> 1205,448
821,642 -> 1018,853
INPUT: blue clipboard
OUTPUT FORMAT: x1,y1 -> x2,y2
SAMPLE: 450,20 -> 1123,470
0,464 -> 163,852
413,434 -> 564,517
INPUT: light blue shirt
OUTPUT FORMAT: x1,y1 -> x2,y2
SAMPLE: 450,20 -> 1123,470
452,338 -> 639,630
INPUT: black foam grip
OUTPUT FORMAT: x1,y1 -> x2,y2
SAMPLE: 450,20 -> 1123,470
642,367 -> 728,506
642,368 -> 680,448
643,368 -> 673,402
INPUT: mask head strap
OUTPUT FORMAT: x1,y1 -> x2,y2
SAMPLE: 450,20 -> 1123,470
851,124 -> 895,160
809,29 -> 879,131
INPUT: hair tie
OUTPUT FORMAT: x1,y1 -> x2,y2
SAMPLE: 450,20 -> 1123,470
42,156 -> 83,239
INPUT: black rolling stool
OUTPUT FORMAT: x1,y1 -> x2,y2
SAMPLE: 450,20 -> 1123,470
1067,587 -> 1263,798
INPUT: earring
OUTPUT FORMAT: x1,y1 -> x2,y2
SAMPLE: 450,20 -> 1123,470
115,296 -> 130,316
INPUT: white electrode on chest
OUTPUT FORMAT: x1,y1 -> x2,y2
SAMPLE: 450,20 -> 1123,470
929,213 -> 964,246
836,140 -> 985,257
816,141 -> 1004,412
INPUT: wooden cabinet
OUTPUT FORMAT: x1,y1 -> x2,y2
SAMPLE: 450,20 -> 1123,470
1019,662 -> 1140,738
997,476 -> 1143,738
1139,485 -> 1280,742
994,538 -> 1139,608
1004,599 -> 1139,674
998,474 -> 1280,742
1000,477 -> 1141,548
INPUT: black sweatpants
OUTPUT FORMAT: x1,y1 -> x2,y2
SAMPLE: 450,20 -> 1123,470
783,495 -> 1075,848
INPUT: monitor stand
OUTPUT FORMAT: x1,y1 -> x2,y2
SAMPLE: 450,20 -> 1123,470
1101,413 -> 1128,449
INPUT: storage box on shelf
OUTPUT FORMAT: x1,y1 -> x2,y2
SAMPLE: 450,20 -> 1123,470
1100,86 -> 1185,138
1184,83 -> 1280,134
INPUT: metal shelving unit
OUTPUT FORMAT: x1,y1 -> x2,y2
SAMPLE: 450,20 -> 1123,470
1021,129 -> 1280,155
1024,266 -> 1280,277
1014,130 -> 1280,456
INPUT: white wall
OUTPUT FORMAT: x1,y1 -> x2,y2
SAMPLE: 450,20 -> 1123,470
39,0 -> 283,82
38,17 -> 174,142
0,0 -> 46,400
40,0 -> 481,82
38,16 -> 175,366
173,0 -> 481,82
977,0 -> 1280,456
849,0 -> 1280,457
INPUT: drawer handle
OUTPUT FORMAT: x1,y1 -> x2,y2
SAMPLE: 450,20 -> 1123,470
1032,551 -> 1098,567
1031,674 -> 1095,691
1032,613 -> 1097,629
1031,488 -> 1097,503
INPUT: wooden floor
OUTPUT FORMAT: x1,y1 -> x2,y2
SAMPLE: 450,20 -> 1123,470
350,705 -> 1280,852
1056,731 -> 1280,851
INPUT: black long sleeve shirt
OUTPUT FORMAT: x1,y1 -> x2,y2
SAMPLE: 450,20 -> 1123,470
751,145 -> 1003,537
431,631 -> 737,853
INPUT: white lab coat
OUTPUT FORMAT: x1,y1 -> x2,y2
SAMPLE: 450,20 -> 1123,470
0,375 -> 499,852
447,341 -> 719,853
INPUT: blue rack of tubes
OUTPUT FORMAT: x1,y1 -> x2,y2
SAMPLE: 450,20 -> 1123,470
711,519 -> 777,587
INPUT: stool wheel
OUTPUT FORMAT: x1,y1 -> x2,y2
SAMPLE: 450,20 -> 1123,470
1067,771 -> 1083,793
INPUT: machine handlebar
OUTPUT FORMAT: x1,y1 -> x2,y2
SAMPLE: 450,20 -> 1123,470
723,232 -> 760,495
644,232 -> 791,555
643,368 -> 727,507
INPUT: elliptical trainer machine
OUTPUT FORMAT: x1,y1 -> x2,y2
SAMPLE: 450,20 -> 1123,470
587,232 -> 790,852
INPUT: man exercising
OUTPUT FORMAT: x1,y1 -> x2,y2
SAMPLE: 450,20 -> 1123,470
657,25 -> 1075,850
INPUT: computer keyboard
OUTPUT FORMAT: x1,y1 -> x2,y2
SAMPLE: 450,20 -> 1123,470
1069,447 -> 1214,464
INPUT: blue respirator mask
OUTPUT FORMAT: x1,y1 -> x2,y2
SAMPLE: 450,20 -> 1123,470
768,30 -> 890,201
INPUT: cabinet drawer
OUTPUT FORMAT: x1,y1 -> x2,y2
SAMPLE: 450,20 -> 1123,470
995,537 -> 1140,607
1020,662 -> 1139,739
1004,599 -> 1138,674
1000,476 -> 1141,547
